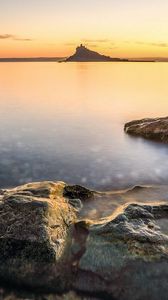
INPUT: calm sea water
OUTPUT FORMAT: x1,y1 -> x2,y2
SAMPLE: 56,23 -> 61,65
0,62 -> 168,190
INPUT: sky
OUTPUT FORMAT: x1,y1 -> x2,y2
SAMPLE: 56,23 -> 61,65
0,0 -> 168,58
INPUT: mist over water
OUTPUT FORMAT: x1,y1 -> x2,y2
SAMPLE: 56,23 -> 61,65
0,62 -> 168,190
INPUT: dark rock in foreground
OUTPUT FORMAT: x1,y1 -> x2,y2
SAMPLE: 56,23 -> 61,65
63,184 -> 93,201
124,116 -> 168,143
0,181 -> 77,292
75,203 -> 168,300
66,44 -> 128,62
0,181 -> 168,299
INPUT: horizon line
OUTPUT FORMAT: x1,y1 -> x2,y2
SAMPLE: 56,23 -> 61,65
0,56 -> 168,60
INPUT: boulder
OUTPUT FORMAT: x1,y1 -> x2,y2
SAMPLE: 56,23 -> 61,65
0,181 -> 168,299
63,184 -> 93,201
73,203 -> 168,300
124,116 -> 168,143
0,181 -> 78,292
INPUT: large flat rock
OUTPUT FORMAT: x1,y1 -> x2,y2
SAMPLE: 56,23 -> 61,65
124,116 -> 168,143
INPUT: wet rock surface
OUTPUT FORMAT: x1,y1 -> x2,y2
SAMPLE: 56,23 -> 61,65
63,184 -> 94,201
0,181 -> 77,292
0,181 -> 168,299
124,116 -> 168,143
73,203 -> 168,300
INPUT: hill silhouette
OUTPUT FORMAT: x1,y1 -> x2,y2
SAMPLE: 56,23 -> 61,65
66,44 -> 128,62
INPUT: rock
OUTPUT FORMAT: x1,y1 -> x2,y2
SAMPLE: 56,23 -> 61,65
0,290 -> 91,300
73,203 -> 168,300
63,184 -> 94,201
124,116 -> 168,143
0,181 -> 77,292
0,181 -> 168,299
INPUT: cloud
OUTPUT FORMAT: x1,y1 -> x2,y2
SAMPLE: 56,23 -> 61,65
0,34 -> 13,39
82,39 -> 110,43
148,42 -> 168,48
65,40 -> 117,50
64,42 -> 77,46
0,34 -> 33,41
13,37 -> 32,41
126,40 -> 168,48
89,44 -> 98,48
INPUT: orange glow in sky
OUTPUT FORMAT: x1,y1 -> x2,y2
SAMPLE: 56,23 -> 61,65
0,0 -> 168,58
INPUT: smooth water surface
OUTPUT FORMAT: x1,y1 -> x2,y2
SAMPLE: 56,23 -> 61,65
0,62 -> 168,190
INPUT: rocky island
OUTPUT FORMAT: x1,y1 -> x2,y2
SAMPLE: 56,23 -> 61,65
66,44 -> 128,62
124,116 -> 168,143
0,180 -> 168,299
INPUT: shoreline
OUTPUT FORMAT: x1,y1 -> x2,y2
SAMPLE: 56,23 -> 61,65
0,180 -> 168,299
0,59 -> 157,62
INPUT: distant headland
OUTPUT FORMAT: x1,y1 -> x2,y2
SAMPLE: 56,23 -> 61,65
0,57 -> 65,62
0,45 -> 163,62
66,44 -> 128,62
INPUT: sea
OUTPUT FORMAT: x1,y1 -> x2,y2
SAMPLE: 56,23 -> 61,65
0,61 -> 168,191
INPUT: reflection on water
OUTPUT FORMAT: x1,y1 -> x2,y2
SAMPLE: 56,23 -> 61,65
0,62 -> 168,190
79,185 -> 168,220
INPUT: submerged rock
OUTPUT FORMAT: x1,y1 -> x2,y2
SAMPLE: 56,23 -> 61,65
124,116 -> 168,143
0,181 -> 168,299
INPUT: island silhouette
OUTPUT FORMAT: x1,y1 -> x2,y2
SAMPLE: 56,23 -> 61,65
0,45 -> 157,62
66,44 -> 128,62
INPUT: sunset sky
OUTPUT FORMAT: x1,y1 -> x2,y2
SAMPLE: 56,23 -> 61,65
1,0 -> 168,58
